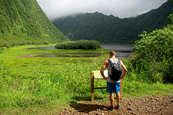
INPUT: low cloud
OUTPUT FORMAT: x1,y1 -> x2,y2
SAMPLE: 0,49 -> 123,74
37,0 -> 167,21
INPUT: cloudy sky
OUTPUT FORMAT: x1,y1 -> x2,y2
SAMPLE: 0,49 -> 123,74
36,0 -> 167,21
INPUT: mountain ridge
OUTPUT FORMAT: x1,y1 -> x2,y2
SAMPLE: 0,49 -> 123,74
52,1 -> 173,44
0,0 -> 68,47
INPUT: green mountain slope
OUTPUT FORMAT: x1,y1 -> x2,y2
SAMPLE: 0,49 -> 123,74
52,1 -> 173,44
0,0 -> 68,47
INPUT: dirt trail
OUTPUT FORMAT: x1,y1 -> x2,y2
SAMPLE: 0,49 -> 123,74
59,96 -> 173,115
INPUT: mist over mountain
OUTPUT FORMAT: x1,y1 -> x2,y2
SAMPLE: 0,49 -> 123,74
0,0 -> 68,47
37,0 -> 167,21
52,1 -> 173,44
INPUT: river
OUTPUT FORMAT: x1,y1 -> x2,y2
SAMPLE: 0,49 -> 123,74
28,45 -> 134,58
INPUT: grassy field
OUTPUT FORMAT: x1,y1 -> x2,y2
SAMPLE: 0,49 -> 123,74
0,44 -> 173,114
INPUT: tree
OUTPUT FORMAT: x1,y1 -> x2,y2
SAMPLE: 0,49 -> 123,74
132,24 -> 173,83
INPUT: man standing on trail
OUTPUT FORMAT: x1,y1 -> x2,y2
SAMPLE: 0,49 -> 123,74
100,50 -> 127,111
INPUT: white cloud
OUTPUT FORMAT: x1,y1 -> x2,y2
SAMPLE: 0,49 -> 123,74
36,0 -> 167,20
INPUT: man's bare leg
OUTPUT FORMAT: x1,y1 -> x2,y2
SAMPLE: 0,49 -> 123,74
116,92 -> 120,105
110,93 -> 114,107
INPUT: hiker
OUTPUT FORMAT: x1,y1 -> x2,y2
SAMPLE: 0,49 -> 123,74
100,50 -> 127,111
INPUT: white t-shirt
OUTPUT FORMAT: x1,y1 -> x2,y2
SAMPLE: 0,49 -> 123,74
107,58 -> 121,83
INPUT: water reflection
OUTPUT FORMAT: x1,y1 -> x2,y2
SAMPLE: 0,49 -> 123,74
27,45 -> 134,58
101,45 -> 133,51
34,55 -> 67,57
27,46 -> 56,50
101,45 -> 134,58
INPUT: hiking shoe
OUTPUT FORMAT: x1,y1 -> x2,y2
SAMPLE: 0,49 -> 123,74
107,105 -> 114,111
115,104 -> 121,109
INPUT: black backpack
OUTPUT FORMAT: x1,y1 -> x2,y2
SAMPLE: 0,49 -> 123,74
108,59 -> 123,81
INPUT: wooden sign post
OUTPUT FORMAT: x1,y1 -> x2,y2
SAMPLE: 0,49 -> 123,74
91,70 -> 122,101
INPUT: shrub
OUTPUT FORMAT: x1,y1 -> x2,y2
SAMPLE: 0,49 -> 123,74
55,40 -> 101,50
132,24 -> 173,83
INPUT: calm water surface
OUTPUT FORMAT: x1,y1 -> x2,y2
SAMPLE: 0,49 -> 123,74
28,46 -> 56,50
28,45 -> 134,58
101,45 -> 134,58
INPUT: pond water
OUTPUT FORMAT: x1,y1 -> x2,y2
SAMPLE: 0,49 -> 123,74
28,46 -> 56,50
27,45 -> 134,58
101,45 -> 134,58
34,55 -> 68,57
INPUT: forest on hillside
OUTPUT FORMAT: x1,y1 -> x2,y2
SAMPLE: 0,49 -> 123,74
52,1 -> 173,44
0,0 -> 68,47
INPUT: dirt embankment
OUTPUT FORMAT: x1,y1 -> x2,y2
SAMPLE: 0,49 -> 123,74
59,96 -> 173,115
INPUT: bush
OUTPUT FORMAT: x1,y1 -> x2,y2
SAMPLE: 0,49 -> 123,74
132,24 -> 173,83
55,40 -> 101,50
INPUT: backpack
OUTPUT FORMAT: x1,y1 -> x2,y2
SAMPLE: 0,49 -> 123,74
108,59 -> 123,81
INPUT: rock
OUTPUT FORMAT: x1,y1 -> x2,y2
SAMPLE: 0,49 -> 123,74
127,107 -> 132,110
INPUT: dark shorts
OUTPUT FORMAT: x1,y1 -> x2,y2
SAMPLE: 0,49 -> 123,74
107,82 -> 120,94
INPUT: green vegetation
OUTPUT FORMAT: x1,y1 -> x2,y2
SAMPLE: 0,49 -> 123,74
55,40 -> 101,50
0,44 -> 173,114
0,45 -> 108,108
132,24 -> 173,83
52,1 -> 173,44
0,0 -> 68,48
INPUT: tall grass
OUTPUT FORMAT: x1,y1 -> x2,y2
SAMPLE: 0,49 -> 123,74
0,45 -> 173,109
0,53 -> 106,108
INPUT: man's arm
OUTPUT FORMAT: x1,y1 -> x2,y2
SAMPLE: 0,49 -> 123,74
120,61 -> 128,79
100,60 -> 109,80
